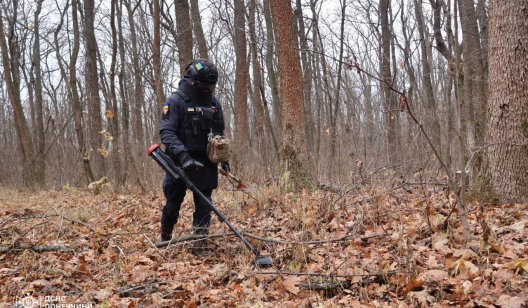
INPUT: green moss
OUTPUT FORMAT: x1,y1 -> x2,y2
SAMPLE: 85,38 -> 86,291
521,121 -> 528,138
465,174 -> 500,205
522,121 -> 528,157
278,143 -> 314,192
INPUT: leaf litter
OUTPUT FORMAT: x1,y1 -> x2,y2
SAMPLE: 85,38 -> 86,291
0,182 -> 527,307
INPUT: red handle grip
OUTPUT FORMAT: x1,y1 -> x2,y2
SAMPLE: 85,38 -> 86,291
147,144 -> 160,156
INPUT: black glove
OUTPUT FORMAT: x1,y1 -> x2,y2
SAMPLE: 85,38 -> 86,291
221,162 -> 230,173
176,151 -> 204,173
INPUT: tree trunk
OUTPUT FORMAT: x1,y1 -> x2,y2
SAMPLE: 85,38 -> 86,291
234,0 -> 251,152
0,3 -> 37,186
414,0 -> 442,160
189,0 -> 208,59
32,0 -> 46,186
153,0 -> 165,134
269,0 -> 308,188
71,0 -> 95,183
379,0 -> 399,166
125,0 -> 145,148
109,0 -> 124,185
295,0 -> 315,156
263,0 -> 282,135
118,0 -> 131,185
249,0 -> 269,172
459,0 -> 487,151
84,0 -> 106,180
331,0 -> 346,172
175,0 -> 193,73
486,0 -> 528,202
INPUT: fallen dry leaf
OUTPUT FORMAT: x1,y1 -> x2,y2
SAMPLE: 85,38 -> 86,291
420,269 -> 448,283
282,276 -> 302,295
496,295 -> 525,308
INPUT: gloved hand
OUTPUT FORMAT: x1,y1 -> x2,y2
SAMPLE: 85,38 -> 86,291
176,151 -> 204,173
221,162 -> 231,173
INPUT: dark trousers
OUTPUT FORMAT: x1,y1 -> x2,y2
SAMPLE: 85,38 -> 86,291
161,175 -> 213,235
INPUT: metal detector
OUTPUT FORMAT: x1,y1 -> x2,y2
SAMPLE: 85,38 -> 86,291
148,144 -> 273,267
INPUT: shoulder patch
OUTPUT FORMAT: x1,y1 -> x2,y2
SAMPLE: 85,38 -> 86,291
162,103 -> 169,115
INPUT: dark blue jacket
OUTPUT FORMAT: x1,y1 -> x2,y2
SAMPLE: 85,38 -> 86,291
160,78 -> 225,190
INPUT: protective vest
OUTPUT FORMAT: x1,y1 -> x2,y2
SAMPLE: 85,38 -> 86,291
174,90 -> 224,152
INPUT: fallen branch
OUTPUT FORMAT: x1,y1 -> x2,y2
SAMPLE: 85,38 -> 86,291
155,232 -> 232,248
242,232 -> 391,245
254,270 -> 397,278
0,244 -> 74,253
118,277 -> 200,297
117,280 -> 168,297
299,280 -> 352,291
155,232 -> 391,248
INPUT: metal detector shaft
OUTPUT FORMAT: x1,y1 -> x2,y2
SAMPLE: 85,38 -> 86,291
147,144 -> 261,258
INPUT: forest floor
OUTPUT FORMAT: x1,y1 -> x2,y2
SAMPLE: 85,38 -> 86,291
0,180 -> 527,307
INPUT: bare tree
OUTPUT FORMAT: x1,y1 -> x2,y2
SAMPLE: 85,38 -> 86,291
379,0 -> 399,166
153,0 -> 165,121
109,0 -> 124,185
486,0 -> 528,202
234,0 -> 250,153
263,0 -> 282,135
189,0 -> 208,59
270,0 -> 308,187
125,0 -> 146,148
248,0 -> 270,172
84,0 -> 106,179
31,0 -> 46,185
175,0 -> 193,72
414,0 -> 442,159
0,1 -> 38,186
71,0 -> 95,182
295,0 -> 315,156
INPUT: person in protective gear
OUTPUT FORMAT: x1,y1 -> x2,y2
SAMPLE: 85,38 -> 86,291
159,59 -> 230,255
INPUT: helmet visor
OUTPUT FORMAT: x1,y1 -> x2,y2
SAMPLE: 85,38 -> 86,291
194,81 -> 216,93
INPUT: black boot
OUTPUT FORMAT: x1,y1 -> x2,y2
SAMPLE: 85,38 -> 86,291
160,232 -> 172,243
160,225 -> 173,243
191,227 -> 209,256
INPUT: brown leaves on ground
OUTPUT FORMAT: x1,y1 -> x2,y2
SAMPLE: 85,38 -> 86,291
0,183 -> 527,307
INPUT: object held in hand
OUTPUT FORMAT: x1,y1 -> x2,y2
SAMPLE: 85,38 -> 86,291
207,135 -> 230,164
221,162 -> 230,173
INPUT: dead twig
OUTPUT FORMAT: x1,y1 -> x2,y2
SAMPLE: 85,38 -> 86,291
0,244 -> 74,253
118,277 -> 200,297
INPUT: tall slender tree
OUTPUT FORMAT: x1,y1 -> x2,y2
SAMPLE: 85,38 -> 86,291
0,1 -> 38,186
72,0 -> 95,182
414,0 -> 442,158
248,0 -> 268,170
234,0 -> 250,150
125,0 -> 145,147
175,0 -> 193,72
379,0 -> 399,166
153,0 -> 165,123
109,0 -> 124,185
189,0 -> 208,59
84,0 -> 106,179
32,0 -> 46,186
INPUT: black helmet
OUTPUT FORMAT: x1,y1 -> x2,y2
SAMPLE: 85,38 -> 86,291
184,59 -> 219,85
